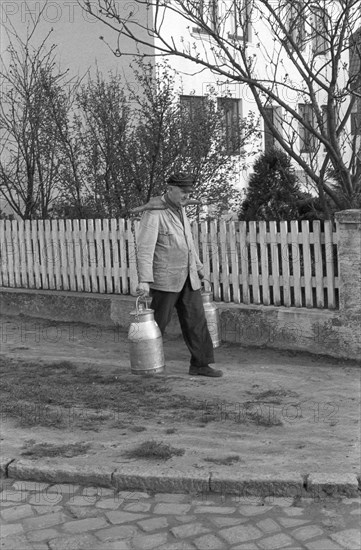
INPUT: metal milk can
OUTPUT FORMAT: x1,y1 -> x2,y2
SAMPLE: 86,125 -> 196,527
128,296 -> 165,375
201,280 -> 221,348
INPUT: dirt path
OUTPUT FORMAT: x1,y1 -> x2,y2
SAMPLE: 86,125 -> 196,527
1,315 -> 360,478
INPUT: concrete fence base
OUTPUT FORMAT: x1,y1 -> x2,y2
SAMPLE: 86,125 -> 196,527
1,287 -> 359,361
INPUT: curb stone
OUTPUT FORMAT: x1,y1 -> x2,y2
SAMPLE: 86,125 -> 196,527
0,457 -> 15,477
209,472 -> 306,498
112,468 -> 210,494
3,458 -> 361,498
306,473 -> 360,498
7,460 -> 113,488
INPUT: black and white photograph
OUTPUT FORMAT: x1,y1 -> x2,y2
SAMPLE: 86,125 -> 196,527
0,1 -> 360,548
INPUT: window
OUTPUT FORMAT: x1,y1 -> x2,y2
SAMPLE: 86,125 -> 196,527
217,97 -> 242,155
349,28 -> 361,93
180,95 -> 205,120
351,99 -> 361,136
299,103 -> 316,153
197,0 -> 219,33
286,1 -> 306,48
193,0 -> 252,42
180,95 -> 211,158
321,104 -> 328,151
229,0 -> 251,42
180,95 -> 242,156
313,7 -> 328,55
349,30 -> 361,135
263,106 -> 283,152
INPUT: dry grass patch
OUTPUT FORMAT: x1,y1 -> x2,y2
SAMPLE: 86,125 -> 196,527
21,440 -> 91,459
124,440 -> 185,460
0,356 -> 203,430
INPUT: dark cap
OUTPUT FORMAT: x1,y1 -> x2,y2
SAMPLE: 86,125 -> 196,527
167,172 -> 195,192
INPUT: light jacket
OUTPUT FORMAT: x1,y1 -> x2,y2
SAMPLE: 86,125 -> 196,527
136,198 -> 203,292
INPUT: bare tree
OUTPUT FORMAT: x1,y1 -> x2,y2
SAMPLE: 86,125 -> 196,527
53,70 -> 132,217
0,11 -> 259,220
53,59 -> 260,218
0,17 -> 71,219
80,0 -> 361,212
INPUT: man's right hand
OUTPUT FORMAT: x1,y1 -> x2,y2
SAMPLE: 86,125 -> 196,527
136,282 -> 150,296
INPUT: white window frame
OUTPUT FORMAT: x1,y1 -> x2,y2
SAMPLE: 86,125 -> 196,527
193,0 -> 219,34
228,0 -> 252,42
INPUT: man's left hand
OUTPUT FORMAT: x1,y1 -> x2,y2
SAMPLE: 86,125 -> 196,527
198,269 -> 205,280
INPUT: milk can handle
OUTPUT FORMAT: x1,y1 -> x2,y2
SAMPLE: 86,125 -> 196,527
202,278 -> 213,291
136,295 -> 149,314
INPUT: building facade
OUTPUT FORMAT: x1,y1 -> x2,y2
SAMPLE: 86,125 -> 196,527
1,0 -> 360,210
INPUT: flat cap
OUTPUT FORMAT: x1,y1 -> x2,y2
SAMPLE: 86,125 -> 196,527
167,172 -> 195,189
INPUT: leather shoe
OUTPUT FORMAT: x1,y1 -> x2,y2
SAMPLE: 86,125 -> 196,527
189,366 -> 223,377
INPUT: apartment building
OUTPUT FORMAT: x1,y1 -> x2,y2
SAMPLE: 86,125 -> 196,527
140,1 -> 360,191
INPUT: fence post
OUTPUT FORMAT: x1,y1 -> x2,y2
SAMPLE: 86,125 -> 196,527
335,209 -> 361,332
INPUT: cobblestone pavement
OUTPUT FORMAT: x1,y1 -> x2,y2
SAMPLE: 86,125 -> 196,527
0,479 -> 360,550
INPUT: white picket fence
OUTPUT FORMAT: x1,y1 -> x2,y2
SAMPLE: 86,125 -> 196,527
0,218 -> 339,309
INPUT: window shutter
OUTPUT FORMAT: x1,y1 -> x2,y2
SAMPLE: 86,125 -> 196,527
217,97 -> 242,155
299,103 -> 316,153
313,8 -> 328,55
264,107 -> 275,152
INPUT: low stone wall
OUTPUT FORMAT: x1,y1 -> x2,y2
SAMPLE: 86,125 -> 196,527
0,287 -> 127,328
1,287 -> 359,361
218,303 -> 359,360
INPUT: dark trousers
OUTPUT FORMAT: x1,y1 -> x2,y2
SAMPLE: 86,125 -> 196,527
150,278 -> 214,368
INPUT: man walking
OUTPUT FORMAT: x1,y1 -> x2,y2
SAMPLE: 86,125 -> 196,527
136,173 -> 223,377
